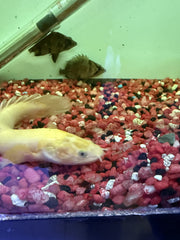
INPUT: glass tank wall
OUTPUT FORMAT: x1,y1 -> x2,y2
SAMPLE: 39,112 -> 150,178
0,0 -> 180,218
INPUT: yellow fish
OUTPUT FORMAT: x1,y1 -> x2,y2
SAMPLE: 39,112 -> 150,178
0,94 -> 103,167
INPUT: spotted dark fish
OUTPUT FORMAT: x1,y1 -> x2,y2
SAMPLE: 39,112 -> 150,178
29,32 -> 77,62
60,55 -> 105,80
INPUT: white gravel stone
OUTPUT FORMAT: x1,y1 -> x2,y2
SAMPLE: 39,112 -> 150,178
114,136 -> 122,142
154,175 -> 163,181
131,172 -> 139,181
105,179 -> 115,190
11,194 -> 27,207
144,185 -> 156,195
140,144 -> 146,148
43,191 -> 56,198
55,91 -> 63,96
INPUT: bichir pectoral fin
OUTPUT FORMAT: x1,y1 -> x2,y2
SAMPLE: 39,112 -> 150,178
3,144 -> 33,164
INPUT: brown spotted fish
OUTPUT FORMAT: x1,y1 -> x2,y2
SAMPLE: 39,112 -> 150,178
60,55 -> 105,80
29,32 -> 77,62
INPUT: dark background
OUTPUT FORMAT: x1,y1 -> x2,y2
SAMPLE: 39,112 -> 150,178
0,214 -> 179,240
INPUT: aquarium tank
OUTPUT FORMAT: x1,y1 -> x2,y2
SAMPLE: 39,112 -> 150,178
0,0 -> 180,220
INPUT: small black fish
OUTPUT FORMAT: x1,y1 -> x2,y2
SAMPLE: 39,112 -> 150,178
29,32 -> 77,62
60,55 -> 105,80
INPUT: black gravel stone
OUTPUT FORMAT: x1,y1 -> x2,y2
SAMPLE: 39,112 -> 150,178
2,176 -> 11,185
85,115 -> 96,121
133,92 -> 141,99
89,203 -> 102,210
103,104 -> 111,110
176,178 -> 180,184
85,103 -> 93,109
63,174 -> 70,180
106,110 -> 112,116
151,117 -> 156,121
139,161 -> 147,167
60,185 -> 72,193
43,90 -> 51,94
45,197 -> 58,208
37,121 -> 45,128
177,131 -> 180,139
32,125 -> 38,129
106,130 -> 113,136
133,165 -> 141,172
103,199 -> 114,207
150,157 -> 158,163
110,139 -> 115,142
112,161 -> 117,167
160,187 -> 177,197
103,97 -> 108,101
125,106 -> 137,113
157,114 -> 166,119
127,96 -> 134,101
101,134 -> 106,140
155,168 -> 166,176
65,111 -> 71,114
144,88 -> 150,93
138,153 -> 148,160
80,181 -> 91,188
153,128 -> 161,137
142,124 -> 149,128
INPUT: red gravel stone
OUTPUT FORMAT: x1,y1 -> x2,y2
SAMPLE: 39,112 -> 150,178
24,168 -> 41,183
28,189 -> 49,204
138,167 -> 154,179
151,162 -> 164,171
93,194 -> 105,203
62,198 -> 75,211
18,178 -> 28,188
1,194 -> 13,209
123,183 -> 144,207
112,195 -> 125,205
138,197 -> 151,206
0,184 -> 10,195
28,204 -> 51,213
83,171 -> 103,183
57,190 -> 71,201
154,181 -> 169,191
168,164 -> 180,174
17,188 -> 28,200
150,195 -> 161,205
48,183 -> 61,195
110,184 -> 126,196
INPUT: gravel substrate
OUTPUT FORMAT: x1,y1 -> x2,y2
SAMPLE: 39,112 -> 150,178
0,78 -> 180,214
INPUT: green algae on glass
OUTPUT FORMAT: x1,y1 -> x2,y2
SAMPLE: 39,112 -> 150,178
60,55 -> 105,80
29,32 -> 77,62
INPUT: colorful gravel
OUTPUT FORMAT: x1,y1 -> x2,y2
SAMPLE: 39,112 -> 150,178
0,78 -> 180,213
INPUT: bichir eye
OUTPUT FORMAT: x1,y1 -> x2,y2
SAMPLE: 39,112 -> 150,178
78,151 -> 88,158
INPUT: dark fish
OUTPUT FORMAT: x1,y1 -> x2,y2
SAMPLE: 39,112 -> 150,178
60,55 -> 105,80
29,32 -> 77,62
